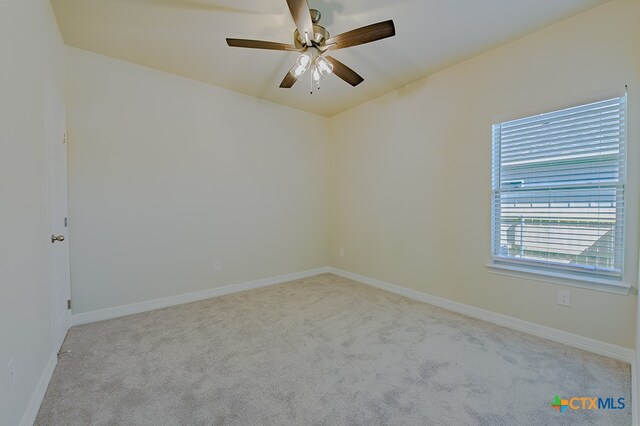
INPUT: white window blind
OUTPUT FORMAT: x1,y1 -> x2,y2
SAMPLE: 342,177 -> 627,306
491,95 -> 626,282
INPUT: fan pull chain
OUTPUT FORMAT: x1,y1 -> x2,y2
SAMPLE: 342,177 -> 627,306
309,65 -> 321,95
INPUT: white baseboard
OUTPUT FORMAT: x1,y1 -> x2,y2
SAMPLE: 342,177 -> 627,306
72,267 -> 331,326
19,351 -> 57,426
328,267 -> 635,364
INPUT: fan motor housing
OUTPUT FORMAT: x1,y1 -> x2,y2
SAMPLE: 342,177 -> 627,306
293,10 -> 329,50
294,25 -> 329,49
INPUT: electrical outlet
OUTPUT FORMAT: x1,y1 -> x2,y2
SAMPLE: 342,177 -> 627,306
213,259 -> 222,271
339,248 -> 345,257
557,290 -> 571,307
7,358 -> 15,392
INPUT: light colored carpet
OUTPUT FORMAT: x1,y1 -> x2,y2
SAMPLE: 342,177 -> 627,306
36,274 -> 631,425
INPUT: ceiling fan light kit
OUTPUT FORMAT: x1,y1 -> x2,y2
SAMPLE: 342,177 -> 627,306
226,0 -> 396,92
290,51 -> 334,93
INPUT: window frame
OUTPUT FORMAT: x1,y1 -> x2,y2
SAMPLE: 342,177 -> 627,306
489,94 -> 629,293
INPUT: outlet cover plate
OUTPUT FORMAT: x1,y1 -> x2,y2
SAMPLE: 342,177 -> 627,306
557,290 -> 571,307
213,259 -> 222,271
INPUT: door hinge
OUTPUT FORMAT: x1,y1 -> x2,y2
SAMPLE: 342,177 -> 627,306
67,299 -> 71,310
63,133 -> 67,144
64,217 -> 68,228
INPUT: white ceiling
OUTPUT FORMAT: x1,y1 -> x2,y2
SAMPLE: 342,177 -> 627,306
51,0 -> 610,117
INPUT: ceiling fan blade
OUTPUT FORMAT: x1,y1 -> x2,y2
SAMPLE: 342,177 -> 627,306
279,68 -> 299,88
325,56 -> 364,87
226,39 -> 299,51
326,20 -> 396,51
286,0 -> 314,45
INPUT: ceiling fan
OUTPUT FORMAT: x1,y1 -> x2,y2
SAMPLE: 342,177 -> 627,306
226,0 -> 395,91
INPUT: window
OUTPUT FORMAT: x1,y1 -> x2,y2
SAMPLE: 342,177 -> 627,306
491,95 -> 627,286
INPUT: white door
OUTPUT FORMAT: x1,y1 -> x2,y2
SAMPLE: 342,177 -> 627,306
46,90 -> 71,351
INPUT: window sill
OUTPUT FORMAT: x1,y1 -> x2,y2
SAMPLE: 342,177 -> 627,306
486,262 -> 631,295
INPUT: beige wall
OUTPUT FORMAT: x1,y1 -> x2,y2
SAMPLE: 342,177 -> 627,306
0,0 -> 66,424
329,0 -> 640,349
66,47 -> 330,314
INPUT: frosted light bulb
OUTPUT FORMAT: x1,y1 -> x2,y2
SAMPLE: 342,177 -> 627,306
293,65 -> 306,77
312,68 -> 321,83
315,57 -> 333,76
294,53 -> 312,76
297,52 -> 312,67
